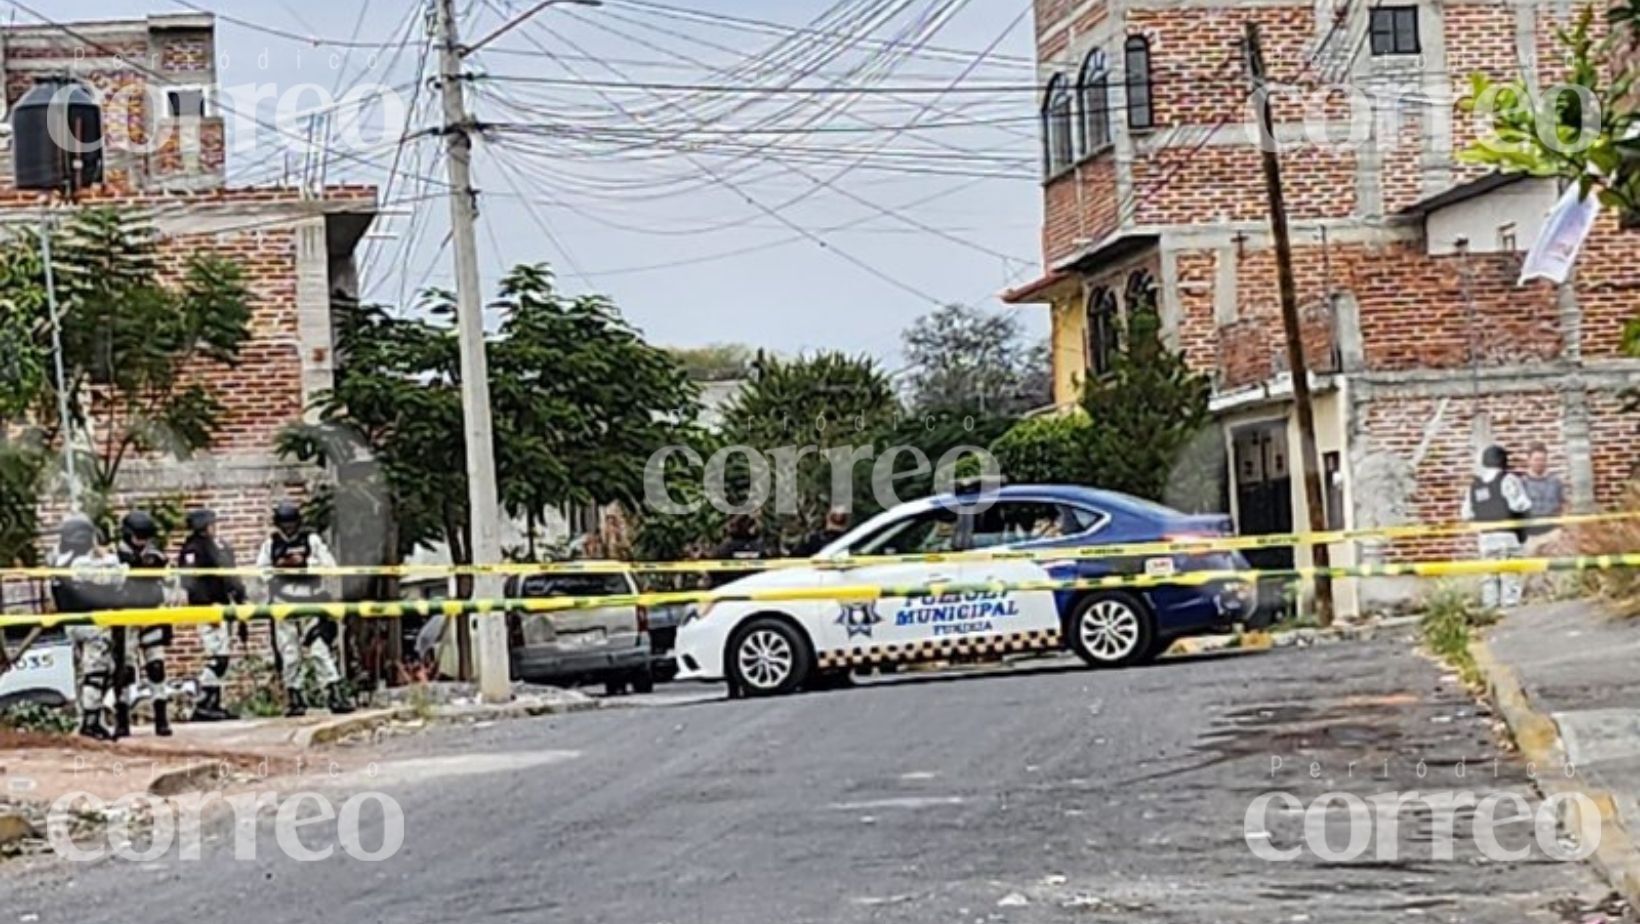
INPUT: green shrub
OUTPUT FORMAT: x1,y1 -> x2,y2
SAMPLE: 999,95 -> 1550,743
990,413 -> 1093,485
1418,582 -> 1497,687
0,701 -> 77,735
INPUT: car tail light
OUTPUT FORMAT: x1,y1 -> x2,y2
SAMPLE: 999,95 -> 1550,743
635,604 -> 650,635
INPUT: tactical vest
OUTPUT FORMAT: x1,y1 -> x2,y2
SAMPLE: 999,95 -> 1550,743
1468,473 -> 1515,524
269,530 -> 323,600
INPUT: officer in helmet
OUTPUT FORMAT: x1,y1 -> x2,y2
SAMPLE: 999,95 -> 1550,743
178,508 -> 247,722
256,500 -> 353,717
115,510 -> 173,738
51,514 -> 123,741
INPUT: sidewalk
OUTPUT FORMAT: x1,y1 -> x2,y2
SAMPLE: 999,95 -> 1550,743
0,685 -> 596,855
1476,600 -> 1640,904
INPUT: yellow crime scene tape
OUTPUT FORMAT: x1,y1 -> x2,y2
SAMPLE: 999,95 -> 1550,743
4,551 -> 1639,632
0,510 -> 1634,583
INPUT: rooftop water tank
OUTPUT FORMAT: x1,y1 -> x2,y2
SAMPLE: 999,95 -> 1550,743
12,78 -> 104,194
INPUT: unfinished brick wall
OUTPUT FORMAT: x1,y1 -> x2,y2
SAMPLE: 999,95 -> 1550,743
1043,156 -> 1120,264
1,18 -> 222,193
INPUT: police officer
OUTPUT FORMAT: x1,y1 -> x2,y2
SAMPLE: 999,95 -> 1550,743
50,515 -> 122,741
115,511 -> 173,738
1462,444 -> 1533,610
256,501 -> 353,717
179,509 -> 247,722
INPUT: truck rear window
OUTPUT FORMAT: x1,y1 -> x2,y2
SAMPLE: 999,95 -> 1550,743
514,573 -> 632,599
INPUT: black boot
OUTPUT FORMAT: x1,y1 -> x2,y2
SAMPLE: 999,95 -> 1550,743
113,702 -> 132,739
192,689 -> 231,723
79,714 -> 113,742
326,684 -> 355,715
152,700 -> 173,737
284,688 -> 307,718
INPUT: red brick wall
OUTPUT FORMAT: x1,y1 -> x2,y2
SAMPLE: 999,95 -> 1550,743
1576,213 -> 1640,359
1173,248 -> 1218,372
1130,143 -> 1357,226
1357,390 -> 1567,560
1043,156 -> 1119,263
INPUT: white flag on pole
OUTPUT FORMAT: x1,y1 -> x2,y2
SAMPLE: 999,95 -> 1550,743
1518,182 -> 1600,285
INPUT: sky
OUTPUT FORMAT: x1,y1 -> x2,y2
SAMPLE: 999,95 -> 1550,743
34,0 -> 1049,365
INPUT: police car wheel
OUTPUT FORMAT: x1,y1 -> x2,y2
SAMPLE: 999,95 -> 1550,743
1068,593 -> 1154,668
728,618 -> 811,697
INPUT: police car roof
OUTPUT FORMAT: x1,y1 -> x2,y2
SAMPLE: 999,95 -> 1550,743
926,484 -> 1184,518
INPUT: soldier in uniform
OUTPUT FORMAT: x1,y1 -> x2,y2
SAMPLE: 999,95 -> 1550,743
114,511 -> 173,737
256,501 -> 354,717
50,515 -> 122,741
178,509 -> 247,722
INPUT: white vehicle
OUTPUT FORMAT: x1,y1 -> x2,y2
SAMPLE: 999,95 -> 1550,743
672,486 -> 1256,697
0,633 -> 76,710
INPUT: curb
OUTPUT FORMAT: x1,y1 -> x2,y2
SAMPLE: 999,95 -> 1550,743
1471,637 -> 1640,907
295,694 -> 601,749
141,695 -> 601,796
1170,615 -> 1421,656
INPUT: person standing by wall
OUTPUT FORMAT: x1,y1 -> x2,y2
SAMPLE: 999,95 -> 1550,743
1520,442 -> 1567,547
1462,445 -> 1533,610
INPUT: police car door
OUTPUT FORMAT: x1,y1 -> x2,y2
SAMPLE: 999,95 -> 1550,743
964,500 -> 1091,648
822,504 -> 974,661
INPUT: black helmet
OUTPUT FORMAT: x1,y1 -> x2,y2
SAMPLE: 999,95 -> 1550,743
58,514 -> 98,554
185,508 -> 217,533
273,500 -> 302,530
1481,444 -> 1509,470
120,510 -> 158,544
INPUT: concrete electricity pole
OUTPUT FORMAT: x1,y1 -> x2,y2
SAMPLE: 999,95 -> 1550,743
1244,21 -> 1335,625
435,0 -> 510,701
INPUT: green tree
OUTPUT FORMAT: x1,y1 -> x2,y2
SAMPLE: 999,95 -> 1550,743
0,209 -> 252,523
668,343 -> 755,383
1461,4 -> 1640,212
1078,308 -> 1213,501
283,267 -> 699,577
717,351 -> 900,544
902,303 -> 1049,415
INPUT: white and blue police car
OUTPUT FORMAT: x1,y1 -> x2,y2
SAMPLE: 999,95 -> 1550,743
673,485 -> 1258,697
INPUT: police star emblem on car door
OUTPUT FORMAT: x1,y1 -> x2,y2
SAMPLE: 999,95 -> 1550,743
836,602 -> 884,639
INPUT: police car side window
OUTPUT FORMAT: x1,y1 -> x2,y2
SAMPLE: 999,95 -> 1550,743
971,502 -> 1082,549
855,508 -> 961,556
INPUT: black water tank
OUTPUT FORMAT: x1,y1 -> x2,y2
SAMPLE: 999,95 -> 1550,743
12,78 -> 104,193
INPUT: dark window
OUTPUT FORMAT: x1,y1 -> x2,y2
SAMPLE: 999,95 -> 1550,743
166,87 -> 208,118
970,503 -> 1104,549
851,507 -> 962,556
514,573 -> 633,598
1124,36 -> 1154,130
1041,74 -> 1074,175
1077,50 -> 1111,154
1323,452 -> 1345,531
1369,7 -> 1420,56
1085,286 -> 1120,377
1125,269 -> 1158,317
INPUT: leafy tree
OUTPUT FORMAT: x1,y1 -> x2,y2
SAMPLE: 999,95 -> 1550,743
1078,307 -> 1213,502
0,208 -> 252,522
283,267 -> 699,581
668,343 -> 755,383
902,303 -> 1049,416
1461,4 -> 1640,212
717,351 -> 900,544
991,413 -> 1095,485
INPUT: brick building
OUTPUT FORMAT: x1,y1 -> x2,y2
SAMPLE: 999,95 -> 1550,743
0,15 -> 379,676
1006,0 -> 1640,613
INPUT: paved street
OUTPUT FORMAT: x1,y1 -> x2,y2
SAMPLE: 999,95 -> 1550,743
3,633 -> 1628,924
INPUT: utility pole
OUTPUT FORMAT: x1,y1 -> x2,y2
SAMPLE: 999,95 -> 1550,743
39,214 -> 80,511
435,0 -> 511,701
1244,21 -> 1334,625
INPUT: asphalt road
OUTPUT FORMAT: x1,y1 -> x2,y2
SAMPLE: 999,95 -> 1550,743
3,634 -> 1629,924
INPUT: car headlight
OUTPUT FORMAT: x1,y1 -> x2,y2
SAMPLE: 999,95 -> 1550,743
682,603 -> 707,627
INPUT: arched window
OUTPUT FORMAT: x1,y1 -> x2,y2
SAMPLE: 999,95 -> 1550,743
1124,35 -> 1154,130
1077,50 -> 1111,154
1041,74 -> 1074,175
1125,269 -> 1158,315
1085,286 -> 1120,376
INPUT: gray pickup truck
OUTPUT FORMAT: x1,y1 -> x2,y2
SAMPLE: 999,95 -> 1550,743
504,569 -> 654,696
